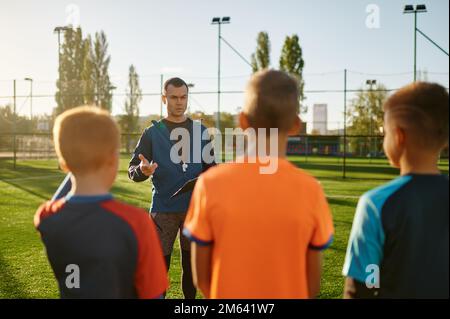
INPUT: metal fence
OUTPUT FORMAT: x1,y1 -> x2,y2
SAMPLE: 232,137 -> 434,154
0,132 -> 142,160
1,132 -> 448,180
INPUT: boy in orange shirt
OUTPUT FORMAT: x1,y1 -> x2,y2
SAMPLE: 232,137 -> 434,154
183,70 -> 334,299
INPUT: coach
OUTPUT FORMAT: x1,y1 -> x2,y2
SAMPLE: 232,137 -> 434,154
128,77 -> 215,299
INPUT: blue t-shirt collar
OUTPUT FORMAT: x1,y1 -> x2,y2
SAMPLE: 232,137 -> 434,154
65,193 -> 113,204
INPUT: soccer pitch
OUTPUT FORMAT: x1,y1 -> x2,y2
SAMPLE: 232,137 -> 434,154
0,156 -> 448,299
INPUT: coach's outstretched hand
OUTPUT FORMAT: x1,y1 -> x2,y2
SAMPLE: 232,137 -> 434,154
139,154 -> 158,176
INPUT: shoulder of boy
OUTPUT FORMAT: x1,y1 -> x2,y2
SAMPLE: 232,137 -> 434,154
34,199 -> 66,228
114,200 -> 153,222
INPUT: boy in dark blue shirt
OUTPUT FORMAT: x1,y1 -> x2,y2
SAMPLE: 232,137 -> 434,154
35,106 -> 168,298
343,82 -> 449,299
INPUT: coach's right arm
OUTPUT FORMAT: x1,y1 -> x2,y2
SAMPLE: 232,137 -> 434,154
128,128 -> 158,182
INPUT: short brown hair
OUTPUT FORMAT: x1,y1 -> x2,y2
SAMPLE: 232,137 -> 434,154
164,77 -> 188,93
53,106 -> 120,174
383,82 -> 449,150
243,69 -> 299,133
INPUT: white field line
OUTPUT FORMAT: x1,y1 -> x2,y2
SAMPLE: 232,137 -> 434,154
326,194 -> 360,199
0,174 -> 64,183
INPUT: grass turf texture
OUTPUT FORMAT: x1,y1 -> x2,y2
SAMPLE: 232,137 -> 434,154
0,155 -> 448,299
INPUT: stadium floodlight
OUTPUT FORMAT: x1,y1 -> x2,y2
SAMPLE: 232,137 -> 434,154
53,26 -> 72,56
221,17 -> 231,23
53,26 -> 71,33
416,4 -> 427,12
211,17 -> 220,24
403,5 -> 414,13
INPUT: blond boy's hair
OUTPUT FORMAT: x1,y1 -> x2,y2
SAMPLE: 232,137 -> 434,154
53,106 -> 120,174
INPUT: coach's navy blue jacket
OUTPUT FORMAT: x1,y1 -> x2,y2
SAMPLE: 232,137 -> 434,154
128,119 -> 214,213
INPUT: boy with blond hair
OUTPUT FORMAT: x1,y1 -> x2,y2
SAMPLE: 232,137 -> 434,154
343,82 -> 449,298
34,106 -> 168,299
183,70 -> 334,299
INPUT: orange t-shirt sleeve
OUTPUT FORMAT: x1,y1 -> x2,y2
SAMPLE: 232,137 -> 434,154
309,183 -> 334,251
183,177 -> 213,245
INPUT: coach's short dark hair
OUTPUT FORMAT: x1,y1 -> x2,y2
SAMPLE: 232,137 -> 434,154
164,77 -> 189,93
243,69 -> 299,133
383,82 -> 449,150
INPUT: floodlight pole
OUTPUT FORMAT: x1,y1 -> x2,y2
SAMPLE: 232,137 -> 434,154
366,79 -> 377,161
218,21 -> 221,132
414,10 -> 417,82
13,79 -> 17,169
343,69 -> 347,179
160,74 -> 164,119
24,78 -> 33,119
404,5 -> 427,82
212,17 -> 231,132
54,26 -> 70,105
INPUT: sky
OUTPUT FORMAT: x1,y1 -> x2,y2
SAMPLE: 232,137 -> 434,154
0,0 -> 448,131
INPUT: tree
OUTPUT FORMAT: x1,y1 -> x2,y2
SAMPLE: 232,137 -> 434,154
251,32 -> 271,73
279,34 -> 306,113
55,28 -> 112,114
91,31 -> 112,110
119,65 -> 142,152
55,27 -> 85,114
190,111 -> 215,128
0,104 -> 36,149
219,112 -> 236,131
81,35 -> 95,105
346,83 -> 388,156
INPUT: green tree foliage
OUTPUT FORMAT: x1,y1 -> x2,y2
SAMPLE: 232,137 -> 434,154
91,31 -> 112,110
55,28 -> 112,114
81,35 -> 95,105
190,111 -> 236,130
0,105 -> 36,148
347,83 -> 388,156
119,65 -> 142,152
251,32 -> 271,73
55,28 -> 85,114
279,34 -> 306,113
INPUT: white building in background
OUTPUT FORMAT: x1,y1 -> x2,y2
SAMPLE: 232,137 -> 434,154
313,104 -> 328,135
37,119 -> 50,132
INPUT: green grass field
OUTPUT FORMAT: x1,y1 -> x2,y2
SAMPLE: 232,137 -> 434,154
0,155 -> 448,299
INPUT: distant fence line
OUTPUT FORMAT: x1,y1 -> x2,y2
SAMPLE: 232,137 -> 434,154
0,132 -> 448,179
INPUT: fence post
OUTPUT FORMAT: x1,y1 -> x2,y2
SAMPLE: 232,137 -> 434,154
305,135 -> 308,163
13,79 -> 17,170
160,74 -> 164,119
